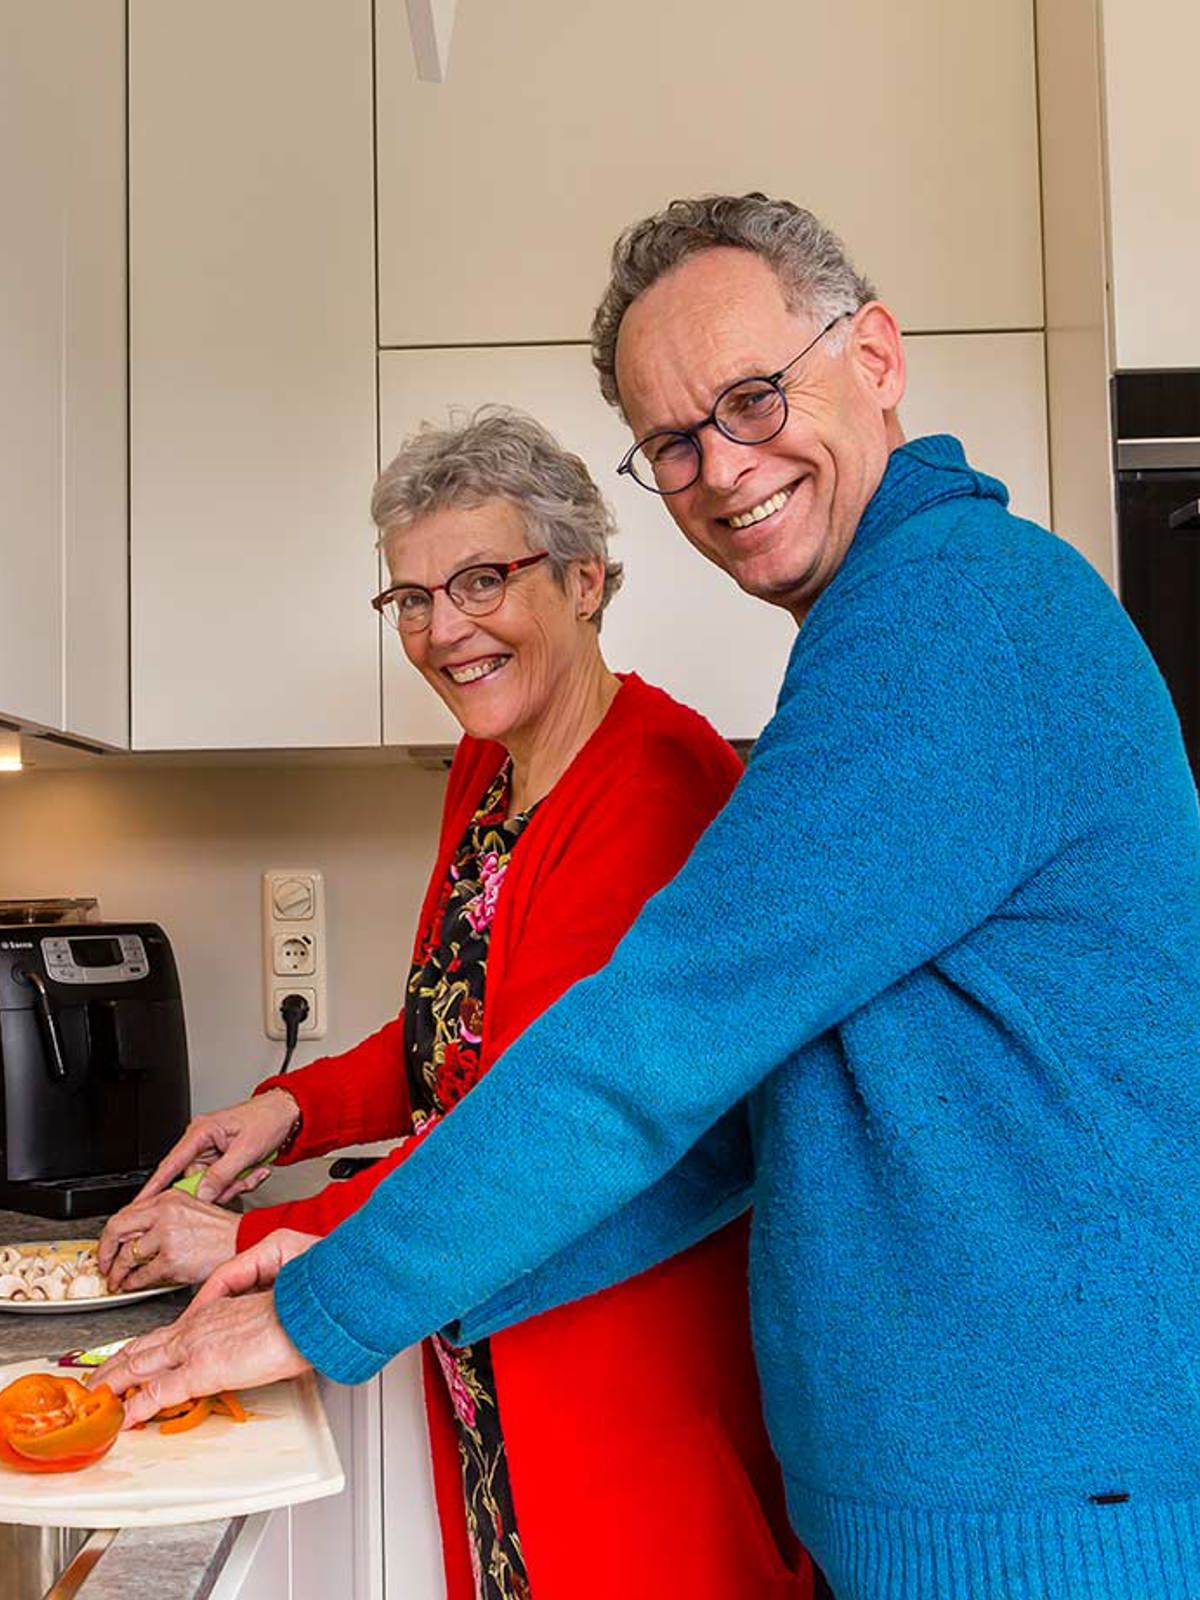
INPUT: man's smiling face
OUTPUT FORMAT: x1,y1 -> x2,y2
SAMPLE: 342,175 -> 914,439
614,246 -> 905,622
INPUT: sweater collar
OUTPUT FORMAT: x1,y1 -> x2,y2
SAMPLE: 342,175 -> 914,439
843,434 -> 1009,570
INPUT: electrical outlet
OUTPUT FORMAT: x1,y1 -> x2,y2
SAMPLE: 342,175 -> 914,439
273,932 -> 315,975
262,870 -> 327,1040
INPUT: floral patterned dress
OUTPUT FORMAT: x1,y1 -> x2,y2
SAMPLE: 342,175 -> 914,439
404,764 -> 536,1600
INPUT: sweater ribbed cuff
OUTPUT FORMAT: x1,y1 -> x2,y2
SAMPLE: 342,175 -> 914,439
787,1479 -> 1200,1600
274,1247 -> 394,1385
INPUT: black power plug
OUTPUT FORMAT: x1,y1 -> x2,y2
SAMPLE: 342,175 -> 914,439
277,992 -> 310,1074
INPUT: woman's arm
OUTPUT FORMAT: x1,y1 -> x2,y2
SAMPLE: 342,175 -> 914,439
235,1134 -> 413,1249
252,1014 -> 409,1163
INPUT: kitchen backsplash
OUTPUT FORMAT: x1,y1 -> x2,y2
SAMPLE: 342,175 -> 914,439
0,760 -> 446,1112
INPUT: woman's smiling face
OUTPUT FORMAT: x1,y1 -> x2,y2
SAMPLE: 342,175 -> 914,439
383,498 -> 598,748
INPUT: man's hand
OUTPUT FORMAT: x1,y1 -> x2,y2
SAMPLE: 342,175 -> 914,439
91,1291 -> 310,1427
99,1191 -> 241,1291
191,1230 -> 320,1310
128,1090 -> 301,1207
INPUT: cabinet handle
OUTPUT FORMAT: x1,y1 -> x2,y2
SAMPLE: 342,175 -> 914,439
1168,498 -> 1200,532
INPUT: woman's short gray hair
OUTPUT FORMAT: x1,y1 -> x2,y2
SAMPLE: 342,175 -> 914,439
591,192 -> 878,415
372,406 -> 623,625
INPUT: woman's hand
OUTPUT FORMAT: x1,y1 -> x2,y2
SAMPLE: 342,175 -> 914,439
98,1191 -> 242,1291
92,1291 -> 310,1427
131,1090 -> 301,1206
190,1229 -> 320,1310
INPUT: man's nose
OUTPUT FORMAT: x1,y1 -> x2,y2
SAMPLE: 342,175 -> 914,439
697,426 -> 755,494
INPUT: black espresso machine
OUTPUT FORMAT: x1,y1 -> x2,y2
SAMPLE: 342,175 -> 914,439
0,922 -> 190,1218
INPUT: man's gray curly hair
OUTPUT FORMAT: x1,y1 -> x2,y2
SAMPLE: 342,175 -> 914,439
591,192 -> 877,416
372,406 -> 623,625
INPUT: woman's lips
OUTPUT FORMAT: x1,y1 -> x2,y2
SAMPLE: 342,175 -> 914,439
442,655 -> 511,686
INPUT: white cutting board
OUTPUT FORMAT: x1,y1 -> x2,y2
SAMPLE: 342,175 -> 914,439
0,1357 -> 344,1527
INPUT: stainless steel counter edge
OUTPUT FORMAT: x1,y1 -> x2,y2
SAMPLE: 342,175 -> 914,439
52,1519 -> 242,1600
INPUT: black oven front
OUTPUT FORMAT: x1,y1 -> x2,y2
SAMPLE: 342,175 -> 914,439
1115,370 -> 1200,780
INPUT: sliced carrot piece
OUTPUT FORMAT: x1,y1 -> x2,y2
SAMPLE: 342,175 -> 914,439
152,1401 -> 194,1421
158,1396 -> 211,1434
212,1391 -> 248,1423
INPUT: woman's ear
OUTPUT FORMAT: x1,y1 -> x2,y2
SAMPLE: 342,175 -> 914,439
573,556 -> 607,621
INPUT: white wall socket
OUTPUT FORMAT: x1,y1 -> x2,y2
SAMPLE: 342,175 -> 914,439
262,869 -> 327,1041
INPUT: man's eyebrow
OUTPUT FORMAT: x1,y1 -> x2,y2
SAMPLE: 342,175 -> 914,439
644,357 -> 776,434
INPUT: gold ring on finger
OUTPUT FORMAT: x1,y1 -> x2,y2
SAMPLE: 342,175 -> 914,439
130,1238 -> 143,1265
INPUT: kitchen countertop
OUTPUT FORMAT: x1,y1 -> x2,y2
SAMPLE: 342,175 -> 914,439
0,1208 -> 239,1600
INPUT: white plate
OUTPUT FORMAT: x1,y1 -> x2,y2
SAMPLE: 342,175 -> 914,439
0,1239 -> 181,1314
0,1284 -> 180,1314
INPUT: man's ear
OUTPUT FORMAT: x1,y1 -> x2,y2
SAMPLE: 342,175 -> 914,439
849,301 -> 906,413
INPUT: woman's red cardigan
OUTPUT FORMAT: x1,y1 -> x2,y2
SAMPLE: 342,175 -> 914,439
239,675 -> 811,1598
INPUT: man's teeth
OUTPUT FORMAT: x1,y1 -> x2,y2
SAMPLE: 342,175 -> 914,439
446,657 -> 508,685
727,487 -> 793,530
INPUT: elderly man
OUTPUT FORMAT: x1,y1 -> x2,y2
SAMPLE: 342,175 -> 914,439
103,196 -> 1200,1600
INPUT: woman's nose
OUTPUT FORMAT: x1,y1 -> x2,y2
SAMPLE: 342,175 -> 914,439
427,588 -> 474,646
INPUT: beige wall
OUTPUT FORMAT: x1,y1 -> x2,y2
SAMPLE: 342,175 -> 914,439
0,761 -> 446,1114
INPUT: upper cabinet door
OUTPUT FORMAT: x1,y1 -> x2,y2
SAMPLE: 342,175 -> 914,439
62,1 -> 128,748
1102,0 -> 1200,369
902,333 -> 1051,529
0,9 -> 63,733
375,0 -> 1042,347
129,1 -> 379,750
0,2 -> 127,746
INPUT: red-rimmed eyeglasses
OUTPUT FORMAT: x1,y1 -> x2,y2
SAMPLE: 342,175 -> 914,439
372,552 -> 551,634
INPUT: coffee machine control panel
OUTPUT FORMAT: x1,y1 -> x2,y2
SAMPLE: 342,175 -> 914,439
39,932 -> 150,986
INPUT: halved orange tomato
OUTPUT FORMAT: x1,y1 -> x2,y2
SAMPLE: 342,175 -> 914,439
0,1372 -> 123,1473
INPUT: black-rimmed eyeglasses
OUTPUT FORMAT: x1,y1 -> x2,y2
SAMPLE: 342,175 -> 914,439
372,551 -> 550,635
616,312 -> 852,496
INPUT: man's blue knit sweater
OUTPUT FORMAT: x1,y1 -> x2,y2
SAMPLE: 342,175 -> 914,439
277,437 -> 1200,1598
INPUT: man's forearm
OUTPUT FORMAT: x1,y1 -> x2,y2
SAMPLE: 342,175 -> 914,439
444,1104 -> 753,1344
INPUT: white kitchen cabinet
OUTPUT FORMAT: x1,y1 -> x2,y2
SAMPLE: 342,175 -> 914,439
0,1 -> 128,747
1101,0 -> 1200,369
381,1349 -> 445,1600
207,1373 -> 387,1600
375,0 -> 1042,346
901,333 -> 1051,530
292,1376 -> 384,1600
129,0 -> 378,750
209,1511 -> 290,1600
1032,0 -> 1116,588
377,332 -> 1050,744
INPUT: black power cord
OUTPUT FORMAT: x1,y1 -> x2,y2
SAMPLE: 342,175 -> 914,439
274,993 -> 383,1182
277,992 -> 310,1074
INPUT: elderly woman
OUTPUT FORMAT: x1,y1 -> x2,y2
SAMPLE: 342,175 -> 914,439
99,409 -> 812,1600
